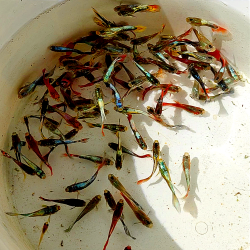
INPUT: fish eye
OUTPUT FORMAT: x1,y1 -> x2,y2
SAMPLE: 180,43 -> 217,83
208,45 -> 213,48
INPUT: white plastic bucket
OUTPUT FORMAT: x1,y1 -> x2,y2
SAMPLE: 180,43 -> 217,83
0,1 -> 249,250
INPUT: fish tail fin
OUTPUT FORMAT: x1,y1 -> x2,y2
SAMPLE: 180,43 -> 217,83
117,54 -> 127,62
181,186 -> 190,199
101,124 -> 105,136
79,138 -> 89,143
1,150 -> 11,158
173,194 -> 181,213
137,177 -> 150,185
46,163 -> 53,176
135,26 -> 147,33
160,24 -> 166,33
64,225 -> 73,233
103,238 -> 110,250
6,212 -> 19,216
211,26 -> 228,34
86,122 -> 95,128
62,153 -> 70,157
147,5 -> 161,12
139,154 -> 152,158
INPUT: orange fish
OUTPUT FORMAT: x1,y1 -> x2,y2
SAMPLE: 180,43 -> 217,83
162,101 -> 205,115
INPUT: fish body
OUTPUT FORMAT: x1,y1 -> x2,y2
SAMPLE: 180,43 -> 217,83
60,88 -> 76,111
114,4 -> 160,16
188,63 -> 209,99
148,43 -> 166,59
103,199 -> 124,250
146,57 -> 177,74
86,122 -> 127,133
95,84 -> 106,136
96,26 -> 146,38
64,128 -> 79,140
29,115 -> 63,138
92,8 -> 116,28
21,154 -> 46,179
121,193 -> 153,228
104,190 -> 136,239
38,218 -> 50,248
63,153 -> 113,165
42,69 -> 60,101
109,82 -> 124,111
142,84 -> 181,100
65,160 -> 105,192
162,101 -> 205,115
190,80 -> 200,100
131,24 -> 165,45
104,190 -> 117,210
133,60 -> 160,85
126,114 -> 147,150
78,108 -> 109,119
108,174 -> 143,210
155,88 -> 168,115
25,133 -> 53,175
182,152 -> 191,198
158,158 -> 180,212
11,132 -> 25,162
18,68 -> 55,99
214,57 -> 227,83
1,150 -> 36,176
115,131 -> 123,170
6,205 -> 60,217
186,17 -> 228,34
137,140 -> 160,184
103,55 -> 126,83
118,106 -> 181,129
39,197 -> 86,207
179,51 -> 216,64
40,97 -> 49,139
108,143 -> 151,158
49,106 -> 83,130
65,195 -> 101,232
50,46 -> 90,55
193,28 -> 215,52
37,138 -> 88,147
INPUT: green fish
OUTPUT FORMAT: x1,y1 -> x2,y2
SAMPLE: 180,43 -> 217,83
158,158 -> 180,212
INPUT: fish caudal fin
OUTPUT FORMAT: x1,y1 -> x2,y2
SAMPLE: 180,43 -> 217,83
64,225 -> 73,233
101,124 -> 105,136
137,178 -> 148,185
86,123 -> 95,128
173,194 -> 181,213
135,26 -> 147,32
79,138 -> 89,143
147,5 -> 161,12
6,212 -> 19,216
211,26 -> 228,34
182,187 -> 190,199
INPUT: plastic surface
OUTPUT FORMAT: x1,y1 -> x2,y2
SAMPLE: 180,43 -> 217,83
0,1 -> 249,250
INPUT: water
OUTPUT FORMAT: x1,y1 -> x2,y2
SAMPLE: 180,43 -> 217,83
3,1 -> 250,249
